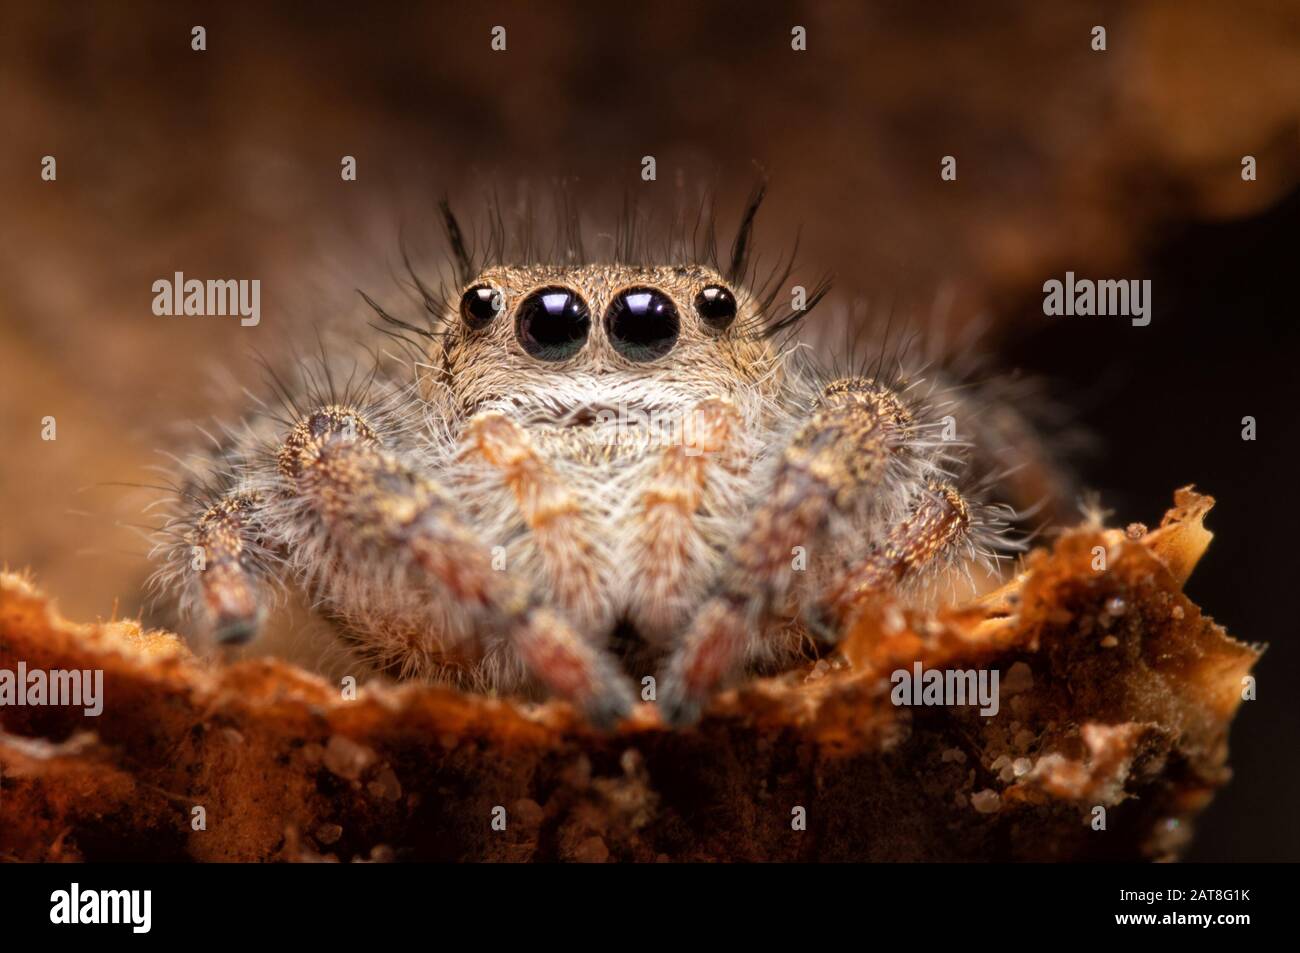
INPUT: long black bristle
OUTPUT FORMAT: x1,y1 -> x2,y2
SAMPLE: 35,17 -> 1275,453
439,199 -> 473,285
727,180 -> 767,283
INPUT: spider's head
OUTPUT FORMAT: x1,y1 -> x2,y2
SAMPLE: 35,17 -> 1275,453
433,263 -> 785,428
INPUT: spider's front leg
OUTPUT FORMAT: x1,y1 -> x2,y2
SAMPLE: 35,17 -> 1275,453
188,404 -> 634,726
287,406 -> 639,724
658,378 -> 975,725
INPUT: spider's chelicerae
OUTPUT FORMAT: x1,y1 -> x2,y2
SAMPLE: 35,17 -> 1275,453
153,192 -> 1026,727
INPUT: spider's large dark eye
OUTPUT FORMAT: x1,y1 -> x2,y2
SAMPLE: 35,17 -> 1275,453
605,287 -> 680,362
694,284 -> 737,331
459,285 -> 502,330
515,286 -> 591,361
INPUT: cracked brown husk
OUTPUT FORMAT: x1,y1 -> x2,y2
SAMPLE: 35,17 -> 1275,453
0,487 -> 1259,862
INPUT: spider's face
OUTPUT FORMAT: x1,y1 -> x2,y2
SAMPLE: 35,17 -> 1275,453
434,264 -> 781,429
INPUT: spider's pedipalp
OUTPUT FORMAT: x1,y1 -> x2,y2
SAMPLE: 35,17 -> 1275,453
461,411 -> 612,636
619,396 -> 747,643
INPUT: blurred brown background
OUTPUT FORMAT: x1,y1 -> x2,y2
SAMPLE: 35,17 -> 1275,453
1,0 -> 1298,860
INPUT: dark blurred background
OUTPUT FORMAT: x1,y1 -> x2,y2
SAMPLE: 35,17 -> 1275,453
1,0 -> 1297,861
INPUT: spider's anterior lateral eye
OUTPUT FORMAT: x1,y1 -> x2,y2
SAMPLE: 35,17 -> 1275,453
515,286 -> 591,361
606,287 -> 680,362
459,285 -> 502,330
694,284 -> 737,331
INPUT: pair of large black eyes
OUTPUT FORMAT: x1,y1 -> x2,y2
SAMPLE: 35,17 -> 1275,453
458,283 -> 738,361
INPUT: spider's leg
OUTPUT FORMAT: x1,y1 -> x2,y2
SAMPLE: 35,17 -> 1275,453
658,377 -> 921,725
820,480 -> 974,622
279,405 -> 636,726
183,490 -> 272,646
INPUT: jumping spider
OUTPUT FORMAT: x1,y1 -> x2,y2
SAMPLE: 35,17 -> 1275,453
154,192 -> 1021,728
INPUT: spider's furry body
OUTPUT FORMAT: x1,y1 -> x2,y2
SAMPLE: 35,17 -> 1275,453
151,194 -> 1025,727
